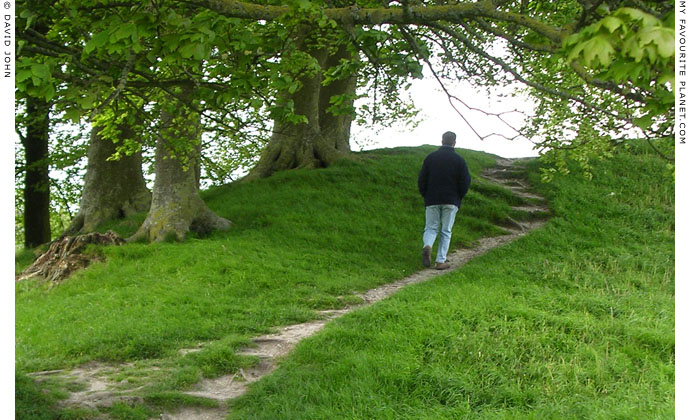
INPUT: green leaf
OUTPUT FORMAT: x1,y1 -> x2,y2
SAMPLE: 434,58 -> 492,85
658,73 -> 674,86
329,94 -> 344,106
566,42 -> 586,62
605,61 -> 629,81
30,63 -> 50,80
634,114 -> 653,130
294,0 -> 312,10
595,3 -> 611,15
615,7 -> 660,27
623,36 -> 644,62
165,36 -> 180,52
43,84 -> 56,101
250,98 -> 263,110
193,44 -> 207,61
599,16 -> 625,34
582,36 -> 614,67
78,91 -> 98,110
199,26 -> 217,42
20,9 -> 36,30
179,43 -> 197,59
629,63 -> 644,80
287,81 -> 300,94
16,69 -> 32,83
111,22 -> 136,42
64,108 -> 82,123
639,27 -> 675,58
84,31 -> 109,54
131,40 -> 143,54
645,44 -> 658,64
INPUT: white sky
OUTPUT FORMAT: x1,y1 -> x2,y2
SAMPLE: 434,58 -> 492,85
351,73 -> 539,158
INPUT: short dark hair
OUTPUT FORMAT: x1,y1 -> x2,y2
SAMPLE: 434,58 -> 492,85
442,131 -> 456,146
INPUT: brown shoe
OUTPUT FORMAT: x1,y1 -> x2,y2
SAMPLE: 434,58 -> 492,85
421,246 -> 432,267
434,262 -> 450,270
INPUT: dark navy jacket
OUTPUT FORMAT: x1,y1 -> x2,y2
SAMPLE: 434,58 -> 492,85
417,146 -> 471,207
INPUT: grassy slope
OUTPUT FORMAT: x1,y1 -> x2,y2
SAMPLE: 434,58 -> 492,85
228,144 -> 674,419
17,146 -> 525,416
16,144 -> 673,419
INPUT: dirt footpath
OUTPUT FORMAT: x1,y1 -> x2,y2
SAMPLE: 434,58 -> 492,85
29,158 -> 548,420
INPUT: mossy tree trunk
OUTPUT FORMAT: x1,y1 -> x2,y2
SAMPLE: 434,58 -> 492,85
248,32 -> 358,179
64,125 -> 151,235
319,42 -> 358,154
22,96 -> 52,248
129,91 -> 230,242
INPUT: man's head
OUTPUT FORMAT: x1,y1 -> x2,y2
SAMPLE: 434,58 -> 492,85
442,131 -> 456,147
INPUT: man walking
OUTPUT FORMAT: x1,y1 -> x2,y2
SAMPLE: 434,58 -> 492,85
418,131 -> 471,270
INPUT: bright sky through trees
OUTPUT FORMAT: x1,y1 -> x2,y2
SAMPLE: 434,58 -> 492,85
352,73 -> 538,157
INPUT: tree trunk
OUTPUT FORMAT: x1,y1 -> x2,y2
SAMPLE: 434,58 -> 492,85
22,96 -> 52,248
64,124 -> 151,235
319,42 -> 358,153
129,92 -> 230,243
248,32 -> 356,179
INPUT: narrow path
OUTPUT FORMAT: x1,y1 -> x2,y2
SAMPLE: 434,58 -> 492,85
30,157 -> 548,420
165,158 -> 549,419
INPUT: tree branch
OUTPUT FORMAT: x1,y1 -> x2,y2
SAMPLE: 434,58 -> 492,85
643,133 -> 674,162
76,2 -> 139,11
429,22 -> 630,124
568,61 -> 646,103
89,49 -> 136,121
399,25 -> 529,142
473,18 -> 555,53
198,0 -> 566,43
576,0 -> 606,30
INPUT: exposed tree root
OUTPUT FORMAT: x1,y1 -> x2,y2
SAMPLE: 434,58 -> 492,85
17,231 -> 126,283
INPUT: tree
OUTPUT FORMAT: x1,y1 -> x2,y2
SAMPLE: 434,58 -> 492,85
248,25 -> 360,178
246,6 -> 428,177
16,0 -> 57,248
63,121 -> 151,236
21,97 -> 52,248
202,0 -> 675,173
17,0 -> 273,241
319,42 -> 358,153
130,87 -> 231,242
16,0 -> 674,246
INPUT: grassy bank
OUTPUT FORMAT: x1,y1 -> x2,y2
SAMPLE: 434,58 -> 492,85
228,144 -> 674,419
17,146 -> 527,417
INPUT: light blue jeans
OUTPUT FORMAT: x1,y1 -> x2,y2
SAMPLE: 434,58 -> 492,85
423,205 -> 459,263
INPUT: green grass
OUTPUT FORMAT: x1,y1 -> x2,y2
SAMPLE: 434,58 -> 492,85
16,146 -> 523,416
15,372 -> 98,420
17,144 -> 672,419
15,248 -> 37,275
227,144 -> 674,419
